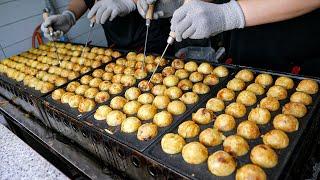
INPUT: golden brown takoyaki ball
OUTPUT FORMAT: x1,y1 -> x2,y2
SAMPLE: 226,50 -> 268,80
235,69 -> 254,82
112,51 -> 122,58
66,81 -> 81,92
146,63 -> 156,73
199,128 -> 224,147
126,52 -> 137,61
163,75 -> 179,87
207,151 -> 236,176
198,62 -> 214,74
250,144 -> 278,168
217,88 -> 235,101
162,66 -> 176,77
227,78 -> 246,91
165,86 -> 183,100
248,108 -> 271,125
150,73 -> 163,84
134,69 -> 148,80
101,55 -> 112,64
184,61 -> 198,72
237,121 -> 260,140
236,90 -> 257,106
138,93 -> 154,104
175,69 -> 189,80
178,79 -> 193,91
236,164 -> 267,180
182,142 -> 208,164
267,85 -> 288,100
297,79 -> 319,94
80,66 -> 91,74
137,104 -> 157,120
193,82 -> 210,94
189,72 -> 204,83
134,61 -> 144,69
151,85 -> 167,96
60,69 -> 71,78
104,49 -> 113,56
206,98 -> 225,112
255,73 -> 273,87
116,58 -> 127,65
111,74 -> 123,84
263,129 -> 289,149
106,110 -> 126,126
138,80 -> 153,92
154,56 -> 167,66
273,114 -> 299,133
78,98 -> 95,113
98,81 -> 111,91
260,96 -> 280,111
275,76 -> 294,90
192,108 -> 214,125
212,66 -> 229,78
145,55 -> 155,64
180,92 -> 199,105
214,114 -> 236,132
95,91 -> 110,103
178,120 -> 200,138
153,111 -> 173,127
290,91 -> 312,105
110,96 -> 127,110
68,95 -> 84,108
105,63 -> 116,73
94,105 -> 112,120
41,82 -> 55,93
75,85 -> 90,95
35,81 -> 44,91
171,59 -> 185,69
66,62 -> 74,70
92,69 -> 105,78
225,102 -> 246,118
124,67 -> 135,75
108,83 -> 123,95
246,83 -> 265,96
153,95 -> 170,109
203,74 -> 219,86
73,64 -> 81,72
120,75 -> 136,86
223,135 -> 249,157
52,89 -> 66,100
84,87 -> 99,99
80,75 -> 93,85
123,101 -> 141,115
161,133 -> 186,154
125,87 -> 141,100
121,117 -> 141,133
282,102 -> 307,118
137,123 -> 158,141
113,64 -> 125,74
168,100 -> 186,115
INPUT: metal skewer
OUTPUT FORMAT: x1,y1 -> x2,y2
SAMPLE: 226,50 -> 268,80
142,4 -> 155,69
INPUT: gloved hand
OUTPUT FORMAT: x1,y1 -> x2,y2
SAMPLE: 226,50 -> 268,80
41,10 -> 76,41
87,0 -> 136,24
171,0 -> 245,42
137,0 -> 184,19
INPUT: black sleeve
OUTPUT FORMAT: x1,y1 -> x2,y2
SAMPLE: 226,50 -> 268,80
83,0 -> 95,9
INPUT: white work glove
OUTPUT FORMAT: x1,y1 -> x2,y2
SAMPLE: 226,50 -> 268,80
171,0 -> 245,42
41,10 -> 76,41
137,0 -> 184,19
87,0 -> 136,24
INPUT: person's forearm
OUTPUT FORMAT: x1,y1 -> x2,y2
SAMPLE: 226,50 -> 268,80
238,0 -> 320,27
67,0 -> 88,20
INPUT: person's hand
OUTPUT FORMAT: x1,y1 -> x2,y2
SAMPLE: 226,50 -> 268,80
87,0 -> 136,24
137,0 -> 183,19
171,0 -> 245,42
41,10 -> 76,41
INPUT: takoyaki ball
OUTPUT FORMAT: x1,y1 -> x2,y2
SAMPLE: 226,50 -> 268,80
126,60 -> 136,68
207,151 -> 236,176
161,133 -> 186,154
154,56 -> 167,66
36,71 -> 46,79
184,61 -> 198,72
162,66 -> 175,77
165,86 -> 183,100
138,93 -> 154,104
111,74 -> 122,84
52,89 -> 65,100
263,129 -> 289,149
192,108 -> 214,125
92,69 -> 105,78
112,51 -> 122,59
146,63 -> 156,73
235,69 -> 254,82
105,63 -> 115,73
206,98 -> 225,112
153,95 -> 170,109
223,135 -> 249,157
189,72 -> 204,83
135,61 -> 144,69
66,81 -> 81,92
163,75 -> 179,87
214,114 -> 236,132
94,105 -> 112,120
203,74 -> 219,86
60,69 -> 70,78
97,48 -> 105,55
236,164 -> 267,180
193,83 -> 210,94
75,85 -> 90,95
137,123 -> 158,141
145,55 -> 155,64
198,62 -> 214,74
212,66 -> 229,78
175,69 -> 189,80
80,66 -> 91,74
267,85 -> 288,100
260,97 -> 280,111
73,64 -> 81,72
80,75 -> 93,85
124,67 -> 135,75
125,87 -> 141,100
137,104 -> 157,120
41,82 -> 55,93
250,144 -> 278,168
116,58 -> 126,65
68,95 -> 84,108
95,91 -> 110,103
78,98 -> 95,113
168,100 -> 186,115
236,90 -> 257,106
138,80 -> 153,92
180,92 -> 199,105
248,108 -> 271,125
273,114 -> 299,133
134,69 -> 147,80
99,81 -> 111,91
104,49 -> 113,56
171,59 -> 185,69
225,102 -> 246,118
150,73 -> 163,84
84,87 -> 99,99
237,121 -> 260,140
227,78 -> 246,91
178,79 -> 193,91
151,85 -> 167,96
217,88 -> 235,101
246,83 -> 265,96
275,76 -> 294,90
290,92 -> 312,105
255,73 -> 273,87
182,142 -> 208,164
153,111 -> 173,127
108,83 -> 123,95
120,75 -> 136,86
282,102 -> 307,118
178,120 -> 200,138
106,110 -> 126,126
123,101 -> 141,115
126,52 -> 137,61
121,117 -> 141,133
35,81 -> 44,91
110,96 -> 127,110
296,79 -> 319,94
66,62 -> 74,70
113,64 -> 125,74
87,52 -> 97,60
199,128 -> 224,147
